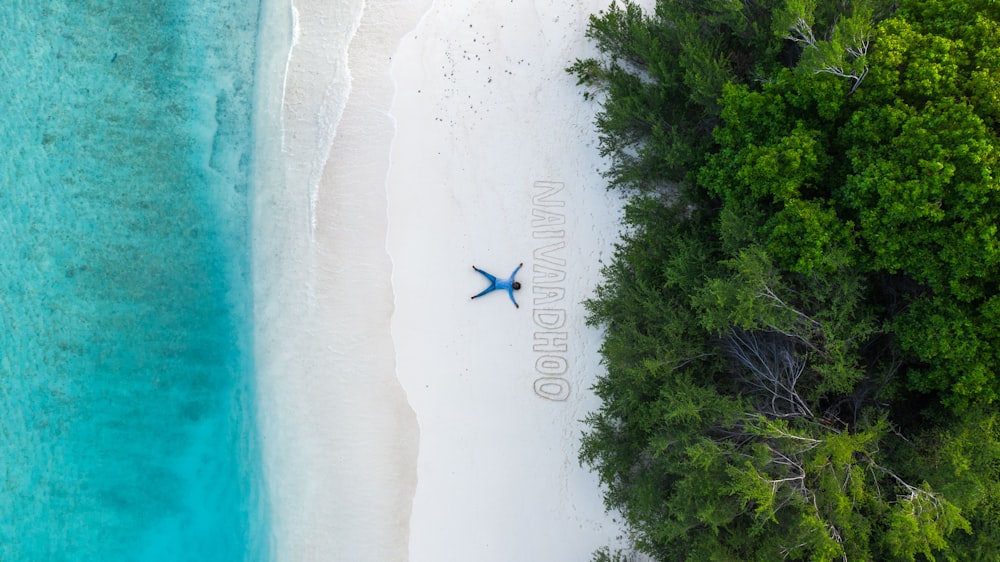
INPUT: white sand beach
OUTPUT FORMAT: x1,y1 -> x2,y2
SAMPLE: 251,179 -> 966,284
253,0 -> 630,560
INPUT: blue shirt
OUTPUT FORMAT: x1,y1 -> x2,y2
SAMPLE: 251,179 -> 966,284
496,263 -> 523,307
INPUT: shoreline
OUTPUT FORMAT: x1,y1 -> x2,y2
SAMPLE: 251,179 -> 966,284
252,0 -> 425,560
253,0 -> 630,559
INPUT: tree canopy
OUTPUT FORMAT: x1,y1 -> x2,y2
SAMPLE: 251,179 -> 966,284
575,0 -> 1000,559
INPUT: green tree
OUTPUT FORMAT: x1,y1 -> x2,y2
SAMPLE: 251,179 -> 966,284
837,1 -> 1000,407
569,0 -> 792,190
575,0 -> 1000,560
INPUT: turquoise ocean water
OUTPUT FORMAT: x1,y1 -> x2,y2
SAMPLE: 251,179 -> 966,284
0,1 -> 268,560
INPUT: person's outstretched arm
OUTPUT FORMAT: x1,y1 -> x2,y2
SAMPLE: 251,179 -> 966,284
507,288 -> 519,308
512,262 -> 523,277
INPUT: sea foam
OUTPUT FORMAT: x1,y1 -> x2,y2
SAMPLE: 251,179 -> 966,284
251,0 -> 426,560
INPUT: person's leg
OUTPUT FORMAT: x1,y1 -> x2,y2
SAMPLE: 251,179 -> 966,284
473,266 -> 497,283
471,285 -> 496,299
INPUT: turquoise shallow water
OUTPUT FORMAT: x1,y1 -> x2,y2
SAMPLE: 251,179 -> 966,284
0,1 -> 267,560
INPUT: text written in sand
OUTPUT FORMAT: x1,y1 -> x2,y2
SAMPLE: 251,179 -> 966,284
531,181 -> 570,401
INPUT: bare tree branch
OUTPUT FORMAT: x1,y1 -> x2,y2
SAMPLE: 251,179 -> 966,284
726,329 -> 814,419
786,17 -> 818,48
784,14 -> 872,95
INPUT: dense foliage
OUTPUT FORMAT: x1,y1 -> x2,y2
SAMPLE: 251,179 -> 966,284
574,1 -> 1000,560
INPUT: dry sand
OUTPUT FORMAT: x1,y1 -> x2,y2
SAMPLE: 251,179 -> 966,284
387,1 -> 630,560
254,0 -> 630,560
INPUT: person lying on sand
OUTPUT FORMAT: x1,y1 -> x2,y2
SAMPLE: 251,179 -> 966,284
471,263 -> 523,308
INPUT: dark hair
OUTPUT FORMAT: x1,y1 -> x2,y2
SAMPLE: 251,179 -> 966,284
512,281 -> 522,290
